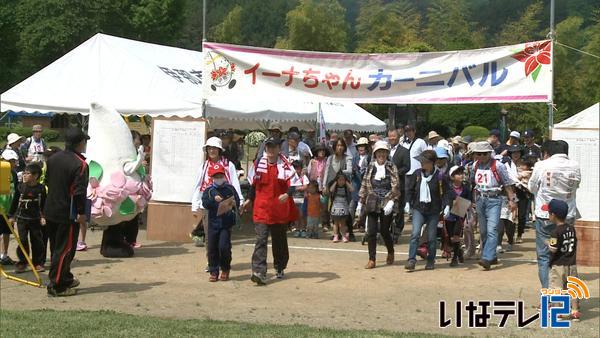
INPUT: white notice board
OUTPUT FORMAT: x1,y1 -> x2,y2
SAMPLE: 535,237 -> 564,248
552,128 -> 599,222
151,118 -> 206,203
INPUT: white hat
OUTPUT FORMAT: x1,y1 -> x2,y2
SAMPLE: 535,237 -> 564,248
356,137 -> 369,146
7,133 -> 24,146
203,136 -> 224,151
1,149 -> 18,161
509,131 -> 521,139
372,140 -> 390,154
449,165 -> 465,177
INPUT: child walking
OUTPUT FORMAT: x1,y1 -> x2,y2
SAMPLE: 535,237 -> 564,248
8,163 -> 47,273
328,172 -> 353,243
201,163 -> 240,282
547,199 -> 581,321
444,166 -> 472,267
305,180 -> 321,239
290,160 -> 309,237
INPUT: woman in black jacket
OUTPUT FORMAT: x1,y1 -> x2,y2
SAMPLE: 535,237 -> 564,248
405,150 -> 450,271
444,165 -> 473,267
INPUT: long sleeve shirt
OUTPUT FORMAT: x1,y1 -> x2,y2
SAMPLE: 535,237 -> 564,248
528,154 -> 581,220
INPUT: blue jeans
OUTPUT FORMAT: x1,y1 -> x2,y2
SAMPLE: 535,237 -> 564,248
408,209 -> 439,262
476,196 -> 502,262
535,218 -> 556,288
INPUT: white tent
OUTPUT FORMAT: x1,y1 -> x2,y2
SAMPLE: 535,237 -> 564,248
0,33 -> 385,132
552,102 -> 599,222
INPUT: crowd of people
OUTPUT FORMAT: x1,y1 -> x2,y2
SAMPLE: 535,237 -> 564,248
0,121 -> 583,320
190,121 -> 583,320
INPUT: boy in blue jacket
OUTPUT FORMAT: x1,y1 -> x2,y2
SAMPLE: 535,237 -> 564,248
202,163 -> 240,282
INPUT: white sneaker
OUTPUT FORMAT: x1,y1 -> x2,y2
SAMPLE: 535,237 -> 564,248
496,245 -> 505,254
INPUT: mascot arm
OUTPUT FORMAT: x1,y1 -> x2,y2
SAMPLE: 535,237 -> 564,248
123,145 -> 145,176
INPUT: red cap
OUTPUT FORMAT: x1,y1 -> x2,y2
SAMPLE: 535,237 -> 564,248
208,163 -> 226,177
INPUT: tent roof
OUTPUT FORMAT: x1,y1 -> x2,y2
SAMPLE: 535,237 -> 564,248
0,33 -> 385,132
554,102 -> 599,129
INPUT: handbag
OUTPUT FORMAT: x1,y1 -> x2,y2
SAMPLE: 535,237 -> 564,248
365,192 -> 378,213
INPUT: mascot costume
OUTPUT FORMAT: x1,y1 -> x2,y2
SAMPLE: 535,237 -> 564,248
86,103 -> 152,257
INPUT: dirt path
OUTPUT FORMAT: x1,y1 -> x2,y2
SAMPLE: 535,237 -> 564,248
1,224 -> 598,337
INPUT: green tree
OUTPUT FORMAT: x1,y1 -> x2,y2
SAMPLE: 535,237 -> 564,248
496,1 -> 544,45
213,5 -> 244,44
130,0 -> 186,44
424,0 -> 484,51
355,0 -> 431,53
275,0 -> 348,52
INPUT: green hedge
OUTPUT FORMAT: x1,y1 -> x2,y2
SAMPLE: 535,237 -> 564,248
0,126 -> 61,142
461,126 -> 490,141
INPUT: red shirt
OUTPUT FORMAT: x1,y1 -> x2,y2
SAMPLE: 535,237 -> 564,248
252,163 -> 298,225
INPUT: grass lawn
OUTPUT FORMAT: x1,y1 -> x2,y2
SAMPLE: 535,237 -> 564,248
0,309 -> 448,338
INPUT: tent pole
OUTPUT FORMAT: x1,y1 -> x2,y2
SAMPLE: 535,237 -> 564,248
548,0 -> 555,137
202,0 -> 207,42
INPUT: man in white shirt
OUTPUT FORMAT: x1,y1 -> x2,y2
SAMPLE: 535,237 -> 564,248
21,125 -> 47,164
529,140 -> 580,289
402,125 -> 428,208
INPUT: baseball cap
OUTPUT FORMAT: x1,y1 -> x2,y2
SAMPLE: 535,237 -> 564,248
64,128 -> 90,145
208,163 -> 226,177
524,129 -> 535,138
264,136 -> 282,146
542,199 -> 568,219
449,165 -> 465,176
489,129 -> 500,137
509,131 -> 521,139
434,146 -> 449,159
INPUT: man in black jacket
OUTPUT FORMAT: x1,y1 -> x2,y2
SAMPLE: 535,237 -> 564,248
387,129 -> 410,241
45,128 -> 89,297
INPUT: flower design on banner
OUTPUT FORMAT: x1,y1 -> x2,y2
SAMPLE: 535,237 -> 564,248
206,51 -> 237,91
511,40 -> 551,82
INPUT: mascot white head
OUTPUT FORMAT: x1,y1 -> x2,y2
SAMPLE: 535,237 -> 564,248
86,103 -> 152,226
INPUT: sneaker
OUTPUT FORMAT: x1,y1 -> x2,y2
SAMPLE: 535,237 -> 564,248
506,244 -> 513,252
450,257 -> 459,267
332,235 -> 340,243
364,260 -> 376,269
192,236 -> 204,247
342,233 -> 349,243
131,242 -> 142,249
490,258 -> 499,265
204,265 -> 209,273
276,270 -> 285,279
496,245 -> 505,254
404,260 -> 416,271
15,263 -> 27,273
478,259 -> 491,270
0,256 -> 15,265
76,241 -> 87,251
516,236 -> 523,244
69,279 -> 80,288
220,271 -> 230,281
348,233 -> 356,242
48,288 -> 77,297
251,272 -> 267,286
425,261 -> 435,270
457,250 -> 464,263
34,265 -> 45,272
322,226 -> 329,232
209,273 -> 219,282
570,311 -> 581,321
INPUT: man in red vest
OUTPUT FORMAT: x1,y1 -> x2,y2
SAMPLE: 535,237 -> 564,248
242,136 -> 298,285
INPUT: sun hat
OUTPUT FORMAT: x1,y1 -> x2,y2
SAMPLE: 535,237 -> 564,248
203,136 -> 224,151
472,141 -> 494,153
434,147 -> 449,159
427,131 -> 441,141
372,140 -> 390,154
7,133 -> 25,146
356,137 -> 369,146
1,149 -> 18,161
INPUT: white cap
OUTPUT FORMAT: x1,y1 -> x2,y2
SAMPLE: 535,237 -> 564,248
509,131 -> 521,139
1,149 -> 19,161
203,136 -> 224,151
372,140 -> 390,154
449,165 -> 465,177
7,133 -> 24,146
